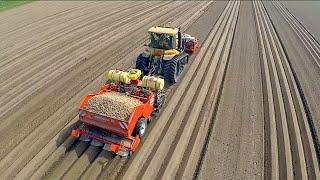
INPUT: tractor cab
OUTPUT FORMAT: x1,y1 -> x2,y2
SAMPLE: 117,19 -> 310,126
149,27 -> 177,50
147,26 -> 181,59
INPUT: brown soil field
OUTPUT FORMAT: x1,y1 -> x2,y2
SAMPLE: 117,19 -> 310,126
0,1 -> 319,180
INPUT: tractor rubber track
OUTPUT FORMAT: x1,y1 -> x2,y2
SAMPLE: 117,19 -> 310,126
253,1 -> 320,180
0,2 -> 214,179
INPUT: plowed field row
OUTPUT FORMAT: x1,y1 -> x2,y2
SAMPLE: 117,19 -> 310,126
253,1 -> 319,179
0,1 -> 213,179
271,1 -> 320,156
1,1 -> 319,179
121,1 -> 240,179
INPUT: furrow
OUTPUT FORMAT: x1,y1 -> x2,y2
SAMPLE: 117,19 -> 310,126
0,2 -> 172,174
12,2 -> 209,178
0,1 -> 183,137
0,2 -> 172,118
96,156 -> 122,180
262,1 -> 320,179
27,137 -> 79,180
150,2 -> 240,179
60,146 -> 101,180
0,1 -> 144,74
16,126 -> 78,179
0,1 -> 96,38
270,2 -> 320,158
272,1 -> 320,69
49,2 -> 209,178
98,157 -> 127,180
79,151 -> 114,180
254,0 -> 320,179
2,1 -> 192,177
44,141 -> 91,180
165,1 -> 239,179
253,2 -> 279,179
80,2 -> 214,179
0,2 -> 117,54
258,1 -> 306,178
119,1 -> 237,179
254,1 -> 292,179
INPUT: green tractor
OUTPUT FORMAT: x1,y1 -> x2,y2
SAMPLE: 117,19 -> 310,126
135,26 -> 199,83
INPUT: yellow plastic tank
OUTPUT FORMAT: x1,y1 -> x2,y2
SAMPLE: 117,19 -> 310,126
106,70 -> 131,84
141,76 -> 165,91
127,69 -> 141,80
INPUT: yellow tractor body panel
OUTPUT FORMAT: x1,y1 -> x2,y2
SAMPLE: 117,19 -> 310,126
163,49 -> 180,60
148,26 -> 178,36
147,47 -> 181,59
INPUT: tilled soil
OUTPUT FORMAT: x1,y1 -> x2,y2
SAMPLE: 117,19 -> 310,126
264,1 -> 320,165
197,2 -> 264,179
0,1 -> 319,180
282,1 -> 320,42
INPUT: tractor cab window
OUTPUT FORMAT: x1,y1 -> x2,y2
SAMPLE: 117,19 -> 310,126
150,33 -> 174,50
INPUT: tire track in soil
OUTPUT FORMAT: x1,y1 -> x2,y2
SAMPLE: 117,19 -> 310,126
158,2 -> 240,179
77,3 -> 215,179
38,3 -> 199,180
0,0 -> 168,170
253,0 -> 319,179
79,151 -> 114,180
0,1 -> 182,178
46,141 -> 91,180
271,1 -> 320,158
2,1 -> 148,99
117,1 -> 240,179
0,2 -> 152,107
61,146 -> 101,180
11,2 -> 210,179
0,2 -> 167,121
40,2 -> 208,178
0,1 -> 176,161
194,2 -> 263,179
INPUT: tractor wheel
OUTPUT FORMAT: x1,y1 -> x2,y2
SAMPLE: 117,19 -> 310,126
136,54 -> 149,76
163,57 -> 183,83
134,118 -> 147,138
